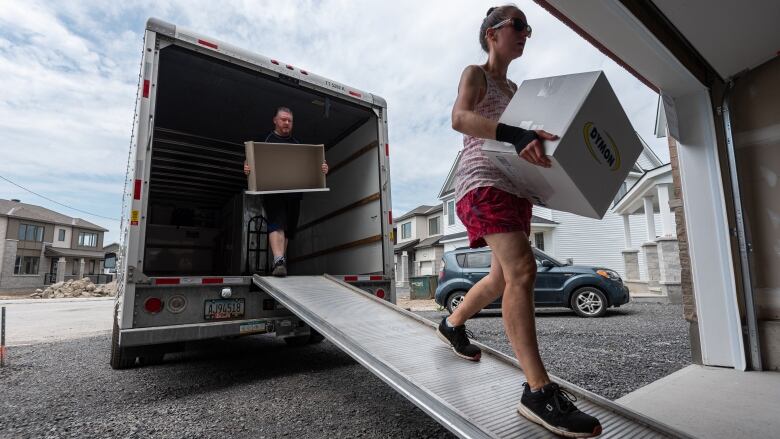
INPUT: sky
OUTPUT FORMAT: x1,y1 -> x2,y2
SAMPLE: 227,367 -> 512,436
0,0 -> 668,245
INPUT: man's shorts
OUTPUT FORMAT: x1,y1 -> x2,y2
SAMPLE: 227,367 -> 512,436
264,194 -> 301,239
456,186 -> 532,248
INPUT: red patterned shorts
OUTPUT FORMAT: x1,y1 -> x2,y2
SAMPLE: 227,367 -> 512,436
456,187 -> 532,248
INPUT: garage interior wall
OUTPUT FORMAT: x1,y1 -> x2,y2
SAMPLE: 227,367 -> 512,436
729,57 -> 780,370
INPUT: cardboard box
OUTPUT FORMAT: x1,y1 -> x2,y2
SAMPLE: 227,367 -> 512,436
244,141 -> 329,194
481,71 -> 643,219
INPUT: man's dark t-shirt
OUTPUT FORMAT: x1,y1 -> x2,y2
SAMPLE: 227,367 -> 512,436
262,131 -> 302,237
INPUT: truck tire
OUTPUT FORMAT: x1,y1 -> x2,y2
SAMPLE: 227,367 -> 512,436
110,306 -> 136,369
308,329 -> 325,344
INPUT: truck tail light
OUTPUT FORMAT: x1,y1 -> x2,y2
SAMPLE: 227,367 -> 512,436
375,289 -> 386,299
144,297 -> 163,314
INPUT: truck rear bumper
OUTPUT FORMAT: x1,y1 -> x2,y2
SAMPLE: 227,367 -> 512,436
120,316 -> 307,347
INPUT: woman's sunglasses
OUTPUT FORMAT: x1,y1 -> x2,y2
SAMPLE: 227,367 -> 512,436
491,18 -> 532,37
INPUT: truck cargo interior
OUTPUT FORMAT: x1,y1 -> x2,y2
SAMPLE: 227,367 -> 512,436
143,45 -> 384,277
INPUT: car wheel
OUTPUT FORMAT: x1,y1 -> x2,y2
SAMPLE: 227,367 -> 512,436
446,291 -> 467,314
570,287 -> 608,318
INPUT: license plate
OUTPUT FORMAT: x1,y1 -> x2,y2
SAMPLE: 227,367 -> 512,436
204,298 -> 245,320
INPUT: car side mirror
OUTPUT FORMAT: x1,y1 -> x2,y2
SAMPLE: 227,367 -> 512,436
540,260 -> 554,268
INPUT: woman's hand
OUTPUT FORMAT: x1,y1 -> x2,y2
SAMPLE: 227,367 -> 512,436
518,130 -> 557,168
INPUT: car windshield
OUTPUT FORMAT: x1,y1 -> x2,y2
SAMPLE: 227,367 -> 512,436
534,248 -> 565,266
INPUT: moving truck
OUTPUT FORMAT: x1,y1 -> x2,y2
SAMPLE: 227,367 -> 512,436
111,18 -> 394,368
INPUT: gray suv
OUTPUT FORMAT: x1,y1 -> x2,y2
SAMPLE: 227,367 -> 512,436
434,247 -> 629,317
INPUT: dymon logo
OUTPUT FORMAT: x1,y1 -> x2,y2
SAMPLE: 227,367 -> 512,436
583,122 -> 621,171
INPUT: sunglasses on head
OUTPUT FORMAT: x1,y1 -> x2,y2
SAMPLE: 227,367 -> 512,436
491,17 -> 532,37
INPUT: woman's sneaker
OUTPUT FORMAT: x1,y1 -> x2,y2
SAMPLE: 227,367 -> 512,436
436,317 -> 481,361
517,382 -> 602,438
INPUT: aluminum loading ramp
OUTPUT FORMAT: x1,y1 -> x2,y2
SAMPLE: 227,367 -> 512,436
253,275 -> 690,439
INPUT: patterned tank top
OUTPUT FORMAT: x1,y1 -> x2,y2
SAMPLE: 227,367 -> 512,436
454,66 -> 519,202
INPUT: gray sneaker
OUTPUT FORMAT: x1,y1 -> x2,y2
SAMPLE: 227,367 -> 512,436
272,260 -> 287,277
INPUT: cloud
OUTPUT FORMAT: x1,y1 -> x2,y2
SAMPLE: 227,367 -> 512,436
0,0 -> 668,244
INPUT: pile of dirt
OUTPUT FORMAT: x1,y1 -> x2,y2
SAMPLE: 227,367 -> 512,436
30,279 -> 117,299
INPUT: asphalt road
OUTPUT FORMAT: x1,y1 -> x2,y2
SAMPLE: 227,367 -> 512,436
0,299 -> 690,438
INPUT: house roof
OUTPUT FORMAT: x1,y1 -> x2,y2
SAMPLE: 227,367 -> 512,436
394,239 -> 419,253
103,243 -> 121,253
438,150 -> 462,199
393,205 -> 443,223
0,199 -> 107,232
440,231 -> 468,242
414,236 -> 442,249
531,215 -> 558,225
45,246 -> 106,259
613,163 -> 674,215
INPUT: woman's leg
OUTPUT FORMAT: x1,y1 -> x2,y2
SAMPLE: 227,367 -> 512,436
448,252 -> 505,326
485,231 -> 550,390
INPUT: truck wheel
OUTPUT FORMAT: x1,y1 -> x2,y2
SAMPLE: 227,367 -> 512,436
446,291 -> 467,314
570,287 -> 608,318
110,306 -> 137,369
284,335 -> 310,346
308,329 -> 325,344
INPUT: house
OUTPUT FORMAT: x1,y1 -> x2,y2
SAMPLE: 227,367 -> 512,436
393,205 -> 444,286
0,199 -> 109,292
103,242 -> 120,274
438,134 -> 680,300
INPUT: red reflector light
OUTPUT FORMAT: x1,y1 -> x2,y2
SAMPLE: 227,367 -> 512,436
144,297 -> 163,314
154,278 -> 180,285
349,91 -> 362,98
375,289 -> 386,299
370,275 -> 383,281
133,179 -> 142,200
197,39 -> 218,49
286,65 -> 294,70
202,277 -> 223,284
142,80 -> 150,98
301,70 -> 308,75
388,211 -> 393,224
271,59 -> 279,65
385,143 -> 389,156
344,275 -> 358,282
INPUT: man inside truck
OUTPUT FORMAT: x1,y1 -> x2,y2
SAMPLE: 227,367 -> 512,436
244,106 -> 329,277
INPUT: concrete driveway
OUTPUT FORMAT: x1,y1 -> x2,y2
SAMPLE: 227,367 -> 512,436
0,297 -> 114,346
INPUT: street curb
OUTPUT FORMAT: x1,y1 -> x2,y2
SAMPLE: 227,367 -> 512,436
0,297 -> 115,305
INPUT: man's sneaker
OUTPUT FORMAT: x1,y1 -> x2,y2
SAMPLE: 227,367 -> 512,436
517,382 -> 602,438
272,260 -> 287,277
436,317 -> 481,361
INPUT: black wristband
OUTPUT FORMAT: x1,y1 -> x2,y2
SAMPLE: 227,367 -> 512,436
495,122 -> 539,154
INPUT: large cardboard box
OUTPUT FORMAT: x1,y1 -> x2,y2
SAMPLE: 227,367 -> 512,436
244,141 -> 329,194
481,71 -> 643,219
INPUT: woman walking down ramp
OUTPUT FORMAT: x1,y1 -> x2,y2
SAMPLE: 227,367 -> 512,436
436,5 -> 602,438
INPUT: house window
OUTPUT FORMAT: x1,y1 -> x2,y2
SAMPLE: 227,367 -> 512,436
428,216 -> 440,235
14,256 -> 40,275
401,222 -> 412,239
78,232 -> 98,247
18,224 -> 44,242
534,232 -> 545,251
58,229 -> 66,241
447,200 -> 455,226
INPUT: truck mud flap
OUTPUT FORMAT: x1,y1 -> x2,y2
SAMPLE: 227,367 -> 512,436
253,274 -> 691,439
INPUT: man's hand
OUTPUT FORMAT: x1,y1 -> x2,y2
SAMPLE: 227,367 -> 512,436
321,161 -> 328,175
244,162 -> 250,176
519,130 -> 557,168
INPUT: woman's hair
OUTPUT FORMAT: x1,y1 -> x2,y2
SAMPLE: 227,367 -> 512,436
479,4 -> 521,53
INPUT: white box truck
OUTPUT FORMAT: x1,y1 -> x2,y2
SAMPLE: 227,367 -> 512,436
111,18 -> 394,369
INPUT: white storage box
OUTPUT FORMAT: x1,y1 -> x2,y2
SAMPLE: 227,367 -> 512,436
482,71 -> 643,219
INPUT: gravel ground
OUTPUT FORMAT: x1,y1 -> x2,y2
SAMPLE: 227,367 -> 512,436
0,335 -> 455,439
417,302 -> 692,400
0,302 -> 688,438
